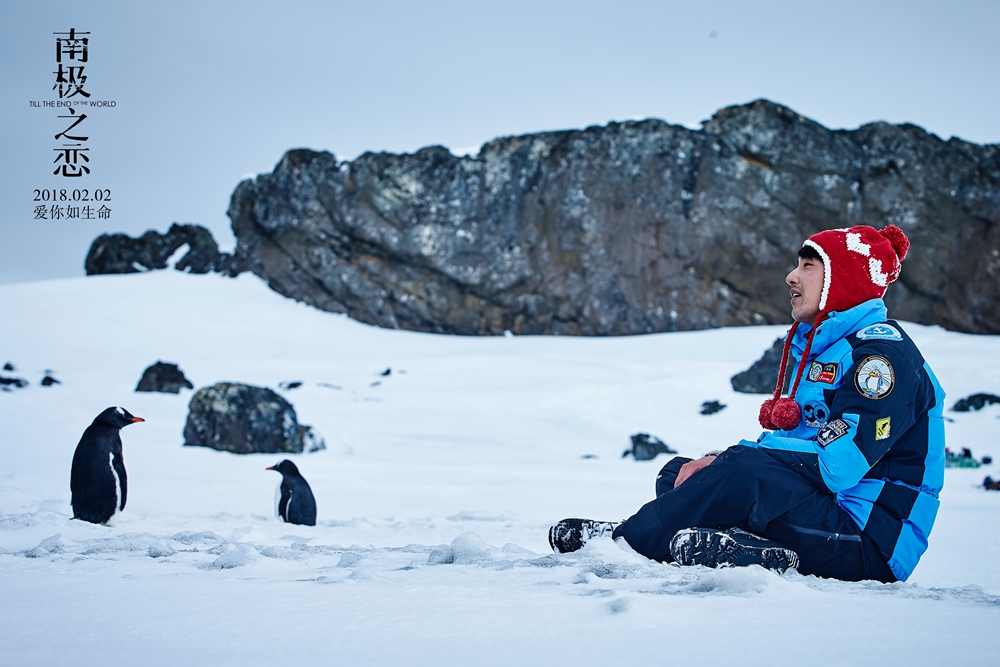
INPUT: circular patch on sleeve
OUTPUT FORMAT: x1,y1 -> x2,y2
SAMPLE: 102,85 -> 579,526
854,355 -> 894,399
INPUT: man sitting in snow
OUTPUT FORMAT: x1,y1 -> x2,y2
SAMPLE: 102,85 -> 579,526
549,224 -> 945,583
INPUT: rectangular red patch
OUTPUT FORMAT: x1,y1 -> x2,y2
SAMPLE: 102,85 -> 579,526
808,361 -> 838,384
817,363 -> 837,384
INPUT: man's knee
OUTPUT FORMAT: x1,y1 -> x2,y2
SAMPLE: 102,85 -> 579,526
655,456 -> 693,496
712,445 -> 772,477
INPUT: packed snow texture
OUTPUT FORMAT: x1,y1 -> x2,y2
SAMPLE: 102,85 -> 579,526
1,271 -> 999,666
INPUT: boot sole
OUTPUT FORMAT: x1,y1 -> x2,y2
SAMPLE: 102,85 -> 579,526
548,519 -> 618,554
549,520 -> 585,554
669,528 -> 799,573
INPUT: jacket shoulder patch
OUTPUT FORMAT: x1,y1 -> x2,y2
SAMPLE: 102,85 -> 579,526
817,418 -> 850,448
854,355 -> 894,399
856,323 -> 902,341
875,417 -> 891,441
807,362 -> 838,384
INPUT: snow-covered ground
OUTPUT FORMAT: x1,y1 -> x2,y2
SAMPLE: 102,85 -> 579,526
1,271 -> 998,666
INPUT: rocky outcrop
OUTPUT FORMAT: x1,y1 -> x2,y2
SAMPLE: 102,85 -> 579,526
731,338 -> 795,395
622,433 -> 676,461
183,382 -> 302,454
136,362 -> 194,394
700,400 -> 726,415
952,393 -> 1000,412
300,425 -> 326,453
85,223 -> 240,276
0,374 -> 29,390
226,99 -> 1000,336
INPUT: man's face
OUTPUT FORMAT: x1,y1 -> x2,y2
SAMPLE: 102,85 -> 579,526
786,254 -> 825,326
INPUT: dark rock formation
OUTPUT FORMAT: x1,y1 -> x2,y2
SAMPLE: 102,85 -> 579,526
40,375 -> 60,386
731,338 -> 794,395
0,374 -> 29,390
3,362 -> 14,371
226,99 -> 1000,336
183,382 -> 303,454
952,393 -> 1000,412
301,425 -> 326,453
85,223 -> 239,276
136,362 -> 194,394
700,400 -> 726,415
622,433 -> 676,461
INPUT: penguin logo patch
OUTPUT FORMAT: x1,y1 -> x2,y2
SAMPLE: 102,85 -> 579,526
807,362 -> 838,384
854,355 -> 894,400
856,324 -> 903,342
875,417 -> 891,441
803,403 -> 829,429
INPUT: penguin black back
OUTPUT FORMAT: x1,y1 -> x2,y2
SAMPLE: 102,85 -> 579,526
70,406 -> 144,524
266,459 -> 317,526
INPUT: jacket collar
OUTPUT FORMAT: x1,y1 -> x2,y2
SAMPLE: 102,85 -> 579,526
789,298 -> 888,359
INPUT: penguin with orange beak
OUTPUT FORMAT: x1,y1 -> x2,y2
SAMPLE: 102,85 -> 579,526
70,407 -> 144,525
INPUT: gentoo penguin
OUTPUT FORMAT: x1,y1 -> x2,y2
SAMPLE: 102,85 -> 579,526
266,460 -> 317,526
70,406 -> 144,525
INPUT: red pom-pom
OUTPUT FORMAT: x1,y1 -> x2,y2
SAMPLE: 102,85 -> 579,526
880,225 -> 909,261
770,398 -> 802,430
758,398 -> 778,430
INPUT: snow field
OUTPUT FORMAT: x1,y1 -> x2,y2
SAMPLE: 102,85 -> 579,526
1,270 -> 999,666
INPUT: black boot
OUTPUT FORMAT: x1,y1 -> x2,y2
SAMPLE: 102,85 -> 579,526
669,527 -> 799,573
548,518 -> 620,554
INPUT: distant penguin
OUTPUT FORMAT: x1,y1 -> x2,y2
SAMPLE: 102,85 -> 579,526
266,460 -> 317,526
70,406 -> 144,525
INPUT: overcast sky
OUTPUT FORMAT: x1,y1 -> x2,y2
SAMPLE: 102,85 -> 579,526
1,0 -> 997,284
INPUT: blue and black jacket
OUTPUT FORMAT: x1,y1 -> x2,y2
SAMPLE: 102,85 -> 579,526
741,298 -> 945,581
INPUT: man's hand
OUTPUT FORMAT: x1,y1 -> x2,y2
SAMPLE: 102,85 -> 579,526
674,455 -> 718,488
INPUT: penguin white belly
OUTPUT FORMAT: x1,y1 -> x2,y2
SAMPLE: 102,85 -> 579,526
274,483 -> 284,521
108,452 -> 122,525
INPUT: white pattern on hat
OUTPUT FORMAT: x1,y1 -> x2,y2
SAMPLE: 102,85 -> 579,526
869,257 -> 889,287
847,232 -> 870,256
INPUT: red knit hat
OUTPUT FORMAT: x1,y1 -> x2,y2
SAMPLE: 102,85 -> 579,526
758,225 -> 910,431
801,225 -> 909,313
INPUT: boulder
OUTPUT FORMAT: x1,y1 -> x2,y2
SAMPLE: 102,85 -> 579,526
226,99 -> 1000,336
700,400 -> 726,415
952,393 -> 1000,412
731,339 -> 794,395
0,375 -> 29,391
136,362 -> 194,394
622,433 -> 676,461
85,223 -> 240,276
301,425 -> 326,452
183,382 -> 303,454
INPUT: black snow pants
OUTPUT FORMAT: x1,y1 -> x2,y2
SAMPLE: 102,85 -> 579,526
612,445 -> 896,582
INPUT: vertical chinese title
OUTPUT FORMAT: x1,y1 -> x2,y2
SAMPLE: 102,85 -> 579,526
34,28 -> 111,222
53,28 -> 90,177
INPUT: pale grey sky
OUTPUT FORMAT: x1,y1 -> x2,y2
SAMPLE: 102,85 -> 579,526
2,0 -> 997,284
